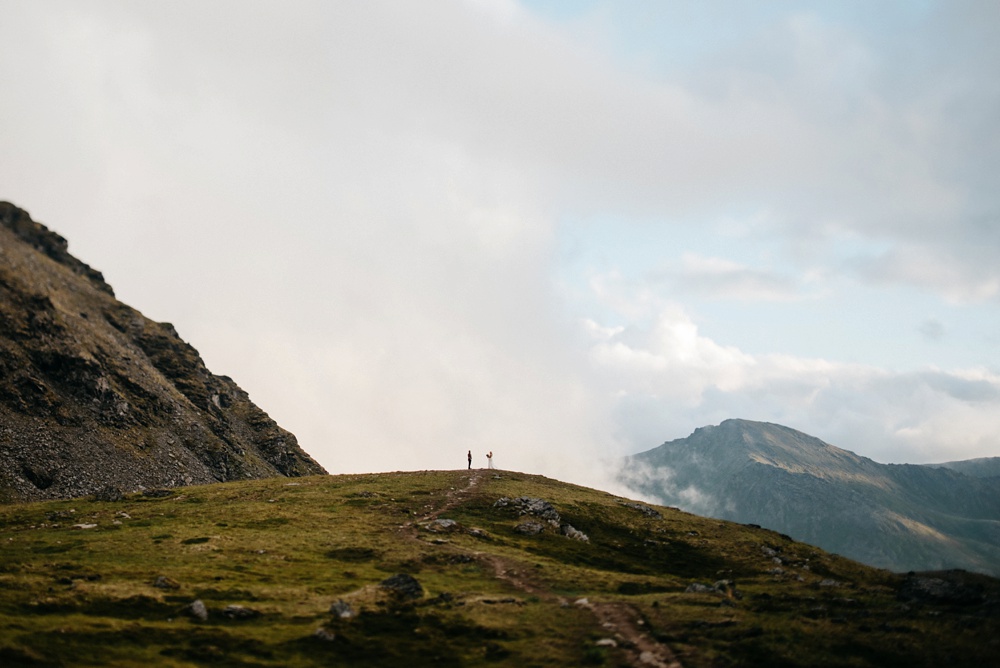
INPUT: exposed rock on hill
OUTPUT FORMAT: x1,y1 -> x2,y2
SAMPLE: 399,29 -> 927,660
0,201 -> 326,501
620,419 -> 1000,576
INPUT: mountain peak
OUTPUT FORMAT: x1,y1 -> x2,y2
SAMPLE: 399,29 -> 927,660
622,420 -> 1000,576
654,419 -> 869,479
0,201 -> 114,296
0,201 -> 326,501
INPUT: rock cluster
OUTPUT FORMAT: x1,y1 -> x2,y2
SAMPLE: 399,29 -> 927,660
379,573 -> 424,600
494,496 -> 589,542
620,501 -> 662,519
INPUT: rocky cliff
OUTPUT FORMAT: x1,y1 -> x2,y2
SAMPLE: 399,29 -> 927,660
0,201 -> 326,501
619,419 -> 1000,576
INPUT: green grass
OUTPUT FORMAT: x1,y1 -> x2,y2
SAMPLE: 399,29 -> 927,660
1,470 -> 998,666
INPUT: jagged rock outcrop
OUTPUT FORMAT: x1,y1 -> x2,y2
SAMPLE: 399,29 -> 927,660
620,419 -> 1000,576
0,201 -> 326,501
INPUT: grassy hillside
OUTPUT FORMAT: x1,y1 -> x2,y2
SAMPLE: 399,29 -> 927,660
1,470 -> 998,667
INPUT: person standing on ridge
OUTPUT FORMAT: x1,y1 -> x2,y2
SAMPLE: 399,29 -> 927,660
486,451 -> 493,470
467,450 -> 472,469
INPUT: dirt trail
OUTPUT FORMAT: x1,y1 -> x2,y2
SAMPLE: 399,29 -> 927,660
401,470 -> 683,668
419,469 -> 485,522
586,601 -> 682,668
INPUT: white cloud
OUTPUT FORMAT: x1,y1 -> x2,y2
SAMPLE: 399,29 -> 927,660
1,0 -> 997,490
853,244 -> 1000,303
586,295 -> 1000,463
653,252 -> 808,302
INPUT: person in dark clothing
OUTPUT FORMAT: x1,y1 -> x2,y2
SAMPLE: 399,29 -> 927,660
467,450 -> 472,469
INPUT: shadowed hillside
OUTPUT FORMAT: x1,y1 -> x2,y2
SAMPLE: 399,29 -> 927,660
0,201 -> 325,502
931,457 -> 1000,479
620,419 -> 1000,577
0,470 -> 998,667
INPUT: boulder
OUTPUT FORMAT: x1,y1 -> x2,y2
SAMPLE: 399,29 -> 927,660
329,599 -> 354,619
222,605 -> 261,620
379,574 -> 423,600
561,524 -> 589,542
513,521 -> 546,535
185,600 -> 208,621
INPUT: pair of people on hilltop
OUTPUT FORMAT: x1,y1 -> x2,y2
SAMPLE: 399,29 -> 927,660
467,450 -> 494,470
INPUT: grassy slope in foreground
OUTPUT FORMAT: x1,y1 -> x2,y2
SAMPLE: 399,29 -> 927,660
1,470 -> 998,667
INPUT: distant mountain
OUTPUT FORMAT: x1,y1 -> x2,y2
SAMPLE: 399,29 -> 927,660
929,457 -> 1000,479
0,201 -> 326,501
619,419 -> 1000,576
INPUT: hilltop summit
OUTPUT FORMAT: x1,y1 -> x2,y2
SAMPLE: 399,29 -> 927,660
0,201 -> 326,501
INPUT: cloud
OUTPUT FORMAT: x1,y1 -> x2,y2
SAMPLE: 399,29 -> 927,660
652,253 -> 808,302
585,290 -> 1000,464
919,318 -> 946,342
1,0 -> 997,490
851,241 -> 1000,303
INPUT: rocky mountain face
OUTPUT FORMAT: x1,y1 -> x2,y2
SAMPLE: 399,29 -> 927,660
619,419 -> 1000,576
0,201 -> 326,501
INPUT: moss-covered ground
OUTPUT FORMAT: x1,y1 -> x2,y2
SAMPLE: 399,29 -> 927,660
1,470 -> 997,666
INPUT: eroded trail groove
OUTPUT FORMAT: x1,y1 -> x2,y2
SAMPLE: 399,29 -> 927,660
587,601 -> 683,668
400,470 -> 684,668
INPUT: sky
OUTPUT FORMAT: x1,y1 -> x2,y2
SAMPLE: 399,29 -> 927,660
1,0 -> 998,493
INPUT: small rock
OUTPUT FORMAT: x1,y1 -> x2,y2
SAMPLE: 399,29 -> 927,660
467,528 -> 491,539
425,518 -> 458,532
639,650 -> 666,666
819,579 -> 841,587
574,598 -> 590,606
514,521 -> 545,535
329,599 -> 354,618
561,524 -> 589,542
898,574 -> 984,605
595,638 -> 618,647
313,626 -> 337,642
714,580 -> 742,599
92,486 -> 124,502
222,605 -> 261,620
72,523 -> 97,530
379,574 -> 423,600
620,502 -> 662,519
185,600 -> 208,621
685,583 -> 715,594
153,576 -> 180,590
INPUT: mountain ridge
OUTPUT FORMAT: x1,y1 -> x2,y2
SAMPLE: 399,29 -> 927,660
0,201 -> 326,502
619,419 -> 1000,576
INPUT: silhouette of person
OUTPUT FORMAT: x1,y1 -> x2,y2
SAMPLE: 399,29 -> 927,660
486,451 -> 494,470
467,450 -> 472,470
